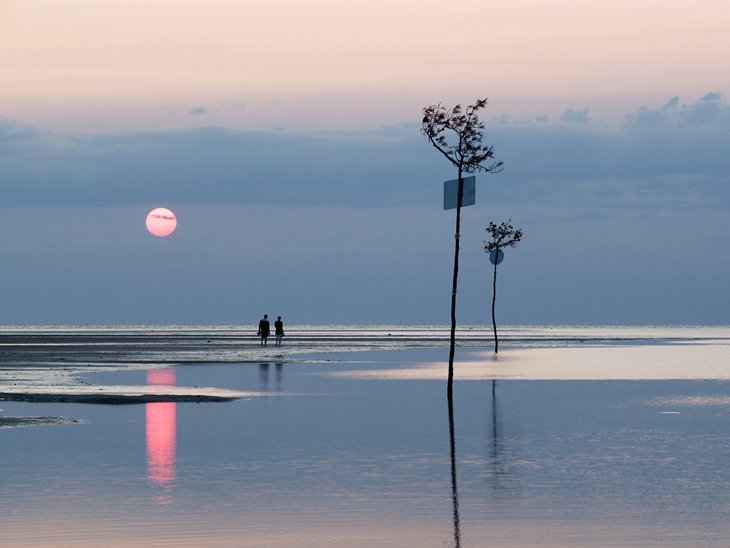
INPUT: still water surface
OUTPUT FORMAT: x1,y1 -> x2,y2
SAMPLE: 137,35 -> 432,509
2,328 -> 730,546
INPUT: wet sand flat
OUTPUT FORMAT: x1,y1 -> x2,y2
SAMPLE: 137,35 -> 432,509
2,325 -> 730,546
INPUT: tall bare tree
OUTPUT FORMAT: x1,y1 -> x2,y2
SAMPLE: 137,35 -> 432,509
484,220 -> 523,353
421,99 -> 502,397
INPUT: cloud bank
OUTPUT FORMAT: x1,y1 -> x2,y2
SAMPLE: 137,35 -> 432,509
1,94 -> 729,212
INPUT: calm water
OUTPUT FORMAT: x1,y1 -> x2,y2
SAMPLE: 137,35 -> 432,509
2,326 -> 730,546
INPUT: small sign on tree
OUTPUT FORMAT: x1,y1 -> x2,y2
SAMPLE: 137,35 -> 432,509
484,220 -> 523,354
488,248 -> 504,265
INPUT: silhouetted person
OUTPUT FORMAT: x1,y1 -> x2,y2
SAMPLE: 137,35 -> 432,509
274,316 -> 285,346
258,314 -> 270,346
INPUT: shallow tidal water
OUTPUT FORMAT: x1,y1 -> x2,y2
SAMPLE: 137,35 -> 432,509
2,327 -> 730,546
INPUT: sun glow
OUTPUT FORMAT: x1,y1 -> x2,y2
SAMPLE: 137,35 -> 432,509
145,207 -> 177,237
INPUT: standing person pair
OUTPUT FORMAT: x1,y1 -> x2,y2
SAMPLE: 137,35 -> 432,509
258,314 -> 285,346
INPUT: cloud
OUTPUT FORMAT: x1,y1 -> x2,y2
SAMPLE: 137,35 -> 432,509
0,123 -> 430,207
0,119 -> 38,140
623,92 -> 729,131
0,119 -> 43,153
1,94 -> 729,213
189,107 -> 208,115
560,108 -> 592,124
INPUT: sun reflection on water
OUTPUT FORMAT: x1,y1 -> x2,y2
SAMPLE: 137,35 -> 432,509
146,369 -> 176,505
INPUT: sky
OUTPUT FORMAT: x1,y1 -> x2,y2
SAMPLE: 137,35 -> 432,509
1,0 -> 729,325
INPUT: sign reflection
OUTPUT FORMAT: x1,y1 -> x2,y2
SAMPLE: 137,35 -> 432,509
146,369 -> 176,505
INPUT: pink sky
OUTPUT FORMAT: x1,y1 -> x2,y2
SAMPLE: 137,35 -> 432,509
1,0 -> 728,132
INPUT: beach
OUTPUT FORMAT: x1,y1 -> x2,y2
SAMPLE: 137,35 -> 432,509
2,325 -> 730,546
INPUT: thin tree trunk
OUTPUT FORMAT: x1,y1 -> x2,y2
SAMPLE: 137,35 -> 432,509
448,168 -> 463,398
491,251 -> 498,353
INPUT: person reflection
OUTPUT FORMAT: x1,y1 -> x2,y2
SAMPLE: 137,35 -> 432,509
259,363 -> 270,392
448,393 -> 462,548
275,363 -> 283,392
146,369 -> 177,505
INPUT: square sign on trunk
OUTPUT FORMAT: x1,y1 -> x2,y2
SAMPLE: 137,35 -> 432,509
443,176 -> 476,210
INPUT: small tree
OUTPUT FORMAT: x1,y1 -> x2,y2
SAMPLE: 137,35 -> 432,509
484,221 -> 523,354
421,99 -> 503,397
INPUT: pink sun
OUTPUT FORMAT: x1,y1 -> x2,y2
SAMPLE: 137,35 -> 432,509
146,207 -> 177,237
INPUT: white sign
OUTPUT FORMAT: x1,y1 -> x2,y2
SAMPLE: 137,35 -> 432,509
443,176 -> 476,210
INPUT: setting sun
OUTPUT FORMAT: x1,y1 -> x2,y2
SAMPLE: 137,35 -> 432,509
145,207 -> 177,237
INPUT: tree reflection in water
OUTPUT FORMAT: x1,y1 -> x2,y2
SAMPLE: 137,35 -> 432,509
488,379 -> 507,490
448,391 -> 462,548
